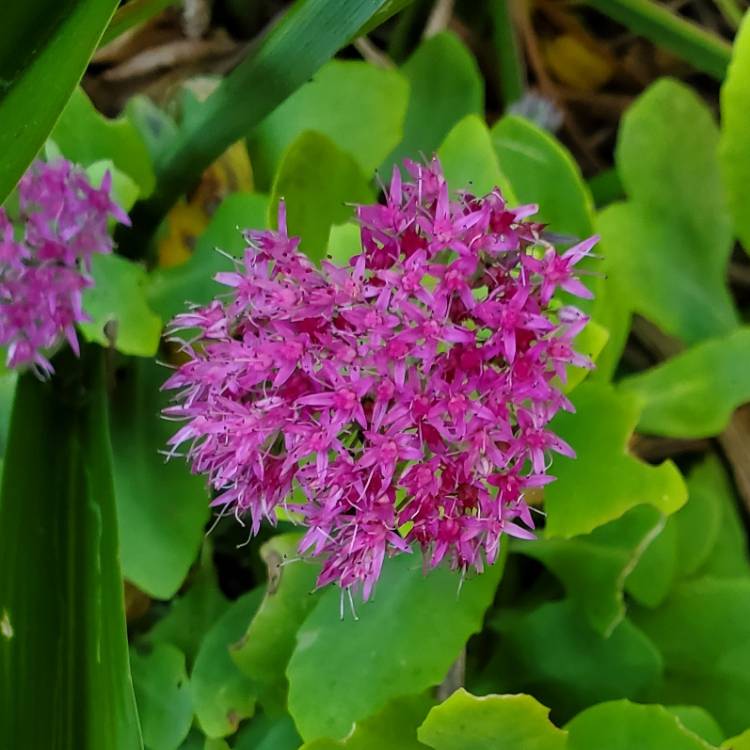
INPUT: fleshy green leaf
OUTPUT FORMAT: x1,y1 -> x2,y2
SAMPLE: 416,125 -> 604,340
489,601 -> 662,721
234,714 -> 302,750
619,328 -> 750,439
130,643 -> 193,750
147,193 -> 268,321
666,707 -> 724,747
632,578 -> 750,735
111,357 -> 209,599
232,534 -> 320,709
302,694 -> 433,750
191,587 -> 264,738
52,87 -> 155,196
381,32 -> 483,176
144,545 -> 229,667
270,131 -> 374,262
623,518 -> 677,608
287,552 -> 505,741
519,505 -> 667,635
565,701 -> 714,750
437,115 -> 513,198
80,254 -> 162,357
599,79 -> 736,344
544,382 -> 686,538
249,60 -> 408,188
418,689 -> 567,750
0,0 -> 119,205
720,11 -> 750,256
724,730 -> 750,749
0,349 -> 142,748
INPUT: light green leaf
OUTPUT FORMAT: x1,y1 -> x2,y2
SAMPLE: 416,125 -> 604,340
80,254 -> 162,357
720,11 -> 750,256
270,131 -> 374,262
328,222 -> 362,266
232,534 -> 320,709
632,578 -> 750,735
544,382 -> 687,538
624,516 -> 677,607
249,60 -> 408,188
52,87 -> 155,196
130,643 -> 193,750
85,160 -> 140,213
418,689 -> 567,750
382,32 -> 483,176
438,115 -> 513,199
666,707 -> 724,747
191,587 -> 264,738
0,349 -> 142,748
0,0 -> 119,205
302,694 -> 433,750
111,357 -> 209,599
147,193 -> 268,321
619,328 -> 750,439
599,79 -> 736,344
287,552 -> 505,741
489,601 -> 662,721
724,729 -> 750,749
144,545 -> 229,667
566,701 -> 714,750
519,505 -> 667,635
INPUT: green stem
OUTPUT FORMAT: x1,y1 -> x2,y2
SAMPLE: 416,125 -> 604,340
713,0 -> 744,29
586,0 -> 732,80
489,0 -> 526,107
118,0 -> 388,258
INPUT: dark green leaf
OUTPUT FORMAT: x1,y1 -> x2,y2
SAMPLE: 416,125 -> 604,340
234,714 -> 302,750
0,0 -> 119,205
111,357 -> 209,599
0,348 -> 142,748
130,643 -> 193,750
270,131 -> 373,262
287,552 -> 505,741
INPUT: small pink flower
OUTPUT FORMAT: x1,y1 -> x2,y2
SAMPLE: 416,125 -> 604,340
164,157 -> 596,600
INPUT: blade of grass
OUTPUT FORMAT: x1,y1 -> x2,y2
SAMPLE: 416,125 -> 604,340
489,0 -> 526,107
586,0 -> 732,80
121,0 -> 388,255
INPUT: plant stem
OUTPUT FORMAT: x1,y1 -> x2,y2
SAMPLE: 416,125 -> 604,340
489,0 -> 526,107
586,0 -> 732,80
714,0 -> 744,29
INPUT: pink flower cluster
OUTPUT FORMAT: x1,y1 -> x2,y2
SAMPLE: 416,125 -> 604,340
0,160 -> 129,375
165,158 -> 596,599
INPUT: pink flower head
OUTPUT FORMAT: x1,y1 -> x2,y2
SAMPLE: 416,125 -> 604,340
0,160 -> 130,375
164,157 -> 596,600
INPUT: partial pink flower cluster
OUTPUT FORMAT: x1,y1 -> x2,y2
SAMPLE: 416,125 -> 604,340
0,160 -> 129,375
165,158 -> 596,600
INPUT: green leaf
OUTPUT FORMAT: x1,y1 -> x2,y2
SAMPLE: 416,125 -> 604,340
489,601 -> 662,721
0,0 -> 119,205
100,0 -> 178,48
51,87 -> 155,196
418,689 -> 567,750
381,32 -> 483,176
544,382 -> 686,538
145,545 -> 229,667
191,587 -> 264,738
287,552 -> 506,741
723,730 -> 750,749
249,60 -> 408,188
0,349 -> 142,748
437,115 -> 514,199
490,115 -> 594,239
519,505 -> 667,635
80,254 -> 162,357
234,714 -> 302,750
632,578 -> 750,736
619,328 -> 750,439
111,357 -> 209,599
565,700 -> 715,750
147,193 -> 269,321
623,517 -> 677,607
130,643 -> 193,750
232,534 -> 320,708
599,79 -> 736,344
131,0 -> 389,232
302,694 -> 433,750
666,707 -> 724,747
720,11 -> 750,256
270,131 -> 374,262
